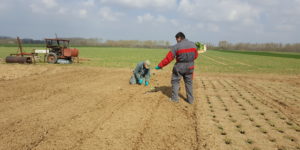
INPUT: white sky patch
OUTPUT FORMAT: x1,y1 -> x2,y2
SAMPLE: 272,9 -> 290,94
170,19 -> 180,27
42,0 -> 58,9
100,0 -> 177,9
207,24 -> 220,32
157,15 -> 167,23
1,0 -> 300,43
79,9 -> 88,18
30,3 -> 46,14
178,0 -> 260,23
275,24 -> 295,31
98,7 -> 124,21
196,23 -> 204,29
58,8 -> 67,14
0,2 -> 9,13
29,0 -> 60,14
82,0 -> 95,7
137,13 -> 169,24
137,13 -> 154,23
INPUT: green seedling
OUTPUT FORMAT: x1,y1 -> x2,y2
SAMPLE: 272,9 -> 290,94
246,139 -> 254,144
224,138 -> 232,145
260,128 -> 267,134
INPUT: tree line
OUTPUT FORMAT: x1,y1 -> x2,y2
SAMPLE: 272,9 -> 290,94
0,36 -> 170,48
0,36 -> 299,52
207,41 -> 300,52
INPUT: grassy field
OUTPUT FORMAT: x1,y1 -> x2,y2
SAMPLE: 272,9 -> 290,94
0,46 -> 299,74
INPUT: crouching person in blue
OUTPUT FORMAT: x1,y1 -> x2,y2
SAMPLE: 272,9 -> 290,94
130,60 -> 151,86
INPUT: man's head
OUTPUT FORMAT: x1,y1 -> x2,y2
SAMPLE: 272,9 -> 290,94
144,60 -> 151,69
175,32 -> 185,43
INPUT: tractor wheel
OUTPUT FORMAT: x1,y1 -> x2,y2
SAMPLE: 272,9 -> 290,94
46,52 -> 58,64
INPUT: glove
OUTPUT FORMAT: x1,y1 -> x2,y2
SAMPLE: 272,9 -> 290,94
155,66 -> 161,70
145,81 -> 149,86
138,79 -> 143,84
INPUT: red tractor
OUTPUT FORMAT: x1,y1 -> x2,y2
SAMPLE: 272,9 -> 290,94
45,38 -> 79,64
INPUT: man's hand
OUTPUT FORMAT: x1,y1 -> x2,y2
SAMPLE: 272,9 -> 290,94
145,81 -> 149,86
155,66 -> 161,70
138,79 -> 143,84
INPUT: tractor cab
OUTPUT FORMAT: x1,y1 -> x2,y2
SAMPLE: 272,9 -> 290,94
46,39 -> 69,49
45,38 -> 79,64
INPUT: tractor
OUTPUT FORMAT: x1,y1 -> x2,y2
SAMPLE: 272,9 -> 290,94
45,38 -> 79,64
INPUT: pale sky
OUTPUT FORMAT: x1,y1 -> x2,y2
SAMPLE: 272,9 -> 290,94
0,0 -> 299,44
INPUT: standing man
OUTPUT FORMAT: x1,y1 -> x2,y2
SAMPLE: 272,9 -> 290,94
130,60 -> 151,86
155,32 -> 198,104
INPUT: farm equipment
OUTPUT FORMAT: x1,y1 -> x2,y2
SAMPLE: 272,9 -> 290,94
45,38 -> 79,64
5,37 -> 36,64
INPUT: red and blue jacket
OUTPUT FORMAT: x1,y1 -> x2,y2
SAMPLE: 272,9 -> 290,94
158,39 -> 198,68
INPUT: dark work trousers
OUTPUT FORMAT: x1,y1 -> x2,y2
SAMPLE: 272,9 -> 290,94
171,62 -> 194,104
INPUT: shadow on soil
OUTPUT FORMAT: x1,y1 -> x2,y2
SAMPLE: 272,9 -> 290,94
152,86 -> 187,103
216,50 -> 300,59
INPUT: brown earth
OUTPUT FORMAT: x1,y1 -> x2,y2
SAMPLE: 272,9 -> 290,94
0,64 -> 299,150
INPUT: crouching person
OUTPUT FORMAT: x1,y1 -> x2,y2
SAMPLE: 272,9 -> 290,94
130,60 -> 151,86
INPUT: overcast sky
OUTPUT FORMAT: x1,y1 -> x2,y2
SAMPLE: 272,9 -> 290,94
0,0 -> 299,44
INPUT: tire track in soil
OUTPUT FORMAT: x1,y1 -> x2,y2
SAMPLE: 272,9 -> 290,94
0,68 -> 133,150
192,76 -> 202,150
128,76 -> 201,150
28,73 -> 138,150
0,69 -> 99,124
132,95 -> 161,150
0,69 -> 101,129
76,92 -> 163,149
66,94 -> 133,150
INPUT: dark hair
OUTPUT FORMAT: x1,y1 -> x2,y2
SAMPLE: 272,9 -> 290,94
175,32 -> 185,39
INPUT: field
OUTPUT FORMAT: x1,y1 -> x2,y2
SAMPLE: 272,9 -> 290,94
0,46 -> 300,150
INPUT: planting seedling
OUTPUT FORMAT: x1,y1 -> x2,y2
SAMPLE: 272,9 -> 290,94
255,124 -> 261,128
217,125 -> 223,130
267,121 -> 276,127
260,128 -> 268,134
284,136 -> 297,142
224,138 -> 232,145
276,128 -> 285,133
220,131 -> 227,135
252,147 -> 261,150
268,137 -> 276,142
230,118 -> 237,123
286,121 -> 293,126
212,119 -> 219,123
239,129 -> 246,134
277,146 -> 287,150
249,118 -> 254,122
291,126 -> 300,132
280,117 -> 286,120
242,112 -> 249,116
246,139 -> 254,144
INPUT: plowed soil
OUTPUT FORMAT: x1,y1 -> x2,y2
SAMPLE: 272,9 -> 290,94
0,64 -> 299,150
